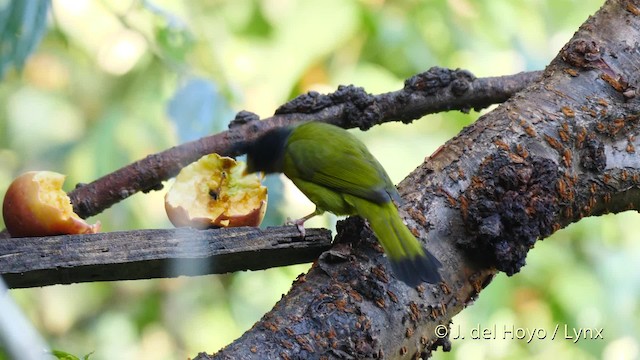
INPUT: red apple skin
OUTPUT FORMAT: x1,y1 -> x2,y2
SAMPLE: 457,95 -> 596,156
211,201 -> 267,227
2,171 -> 100,237
164,154 -> 267,229
165,199 -> 267,229
164,205 -> 212,230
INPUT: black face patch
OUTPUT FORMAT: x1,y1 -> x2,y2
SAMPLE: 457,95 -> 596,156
246,127 -> 293,174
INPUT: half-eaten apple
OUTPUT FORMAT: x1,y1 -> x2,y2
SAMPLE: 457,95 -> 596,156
165,154 -> 267,228
2,171 -> 101,237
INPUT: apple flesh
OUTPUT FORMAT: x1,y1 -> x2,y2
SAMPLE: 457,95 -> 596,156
165,154 -> 267,228
2,171 -> 101,237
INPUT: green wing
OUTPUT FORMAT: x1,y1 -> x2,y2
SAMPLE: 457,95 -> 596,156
283,123 -> 397,204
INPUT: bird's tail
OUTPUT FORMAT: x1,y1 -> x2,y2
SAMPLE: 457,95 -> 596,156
353,200 -> 442,286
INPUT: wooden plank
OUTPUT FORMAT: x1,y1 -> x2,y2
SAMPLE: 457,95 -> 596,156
0,226 -> 332,289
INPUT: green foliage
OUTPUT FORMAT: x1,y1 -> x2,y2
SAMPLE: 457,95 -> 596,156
1,1 -> 638,360
0,0 -> 50,78
51,350 -> 93,360
149,6 -> 195,66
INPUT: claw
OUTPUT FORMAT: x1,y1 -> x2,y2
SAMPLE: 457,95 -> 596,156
285,209 -> 322,238
295,219 -> 307,238
285,217 -> 307,237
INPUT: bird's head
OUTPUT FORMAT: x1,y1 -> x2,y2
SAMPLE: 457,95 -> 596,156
244,126 -> 293,175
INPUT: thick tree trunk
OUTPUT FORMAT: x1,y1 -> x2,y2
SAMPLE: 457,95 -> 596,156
196,1 -> 640,359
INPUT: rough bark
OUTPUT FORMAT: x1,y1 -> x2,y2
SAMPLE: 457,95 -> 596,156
194,1 -> 640,359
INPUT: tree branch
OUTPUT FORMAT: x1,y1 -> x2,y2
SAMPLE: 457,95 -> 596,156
0,227 -> 331,289
0,69 -> 539,242
64,69 -> 540,220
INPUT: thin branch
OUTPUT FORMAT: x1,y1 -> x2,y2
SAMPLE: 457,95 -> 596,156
0,226 -> 332,289
64,68 -> 540,220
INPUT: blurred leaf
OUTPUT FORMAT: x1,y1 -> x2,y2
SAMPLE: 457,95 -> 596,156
238,1 -> 272,39
144,0 -> 195,65
51,350 -> 79,360
131,292 -> 162,331
153,25 -> 194,64
167,76 -> 234,143
51,350 -> 93,360
0,0 -> 50,78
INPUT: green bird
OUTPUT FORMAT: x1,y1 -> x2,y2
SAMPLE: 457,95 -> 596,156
245,121 -> 441,286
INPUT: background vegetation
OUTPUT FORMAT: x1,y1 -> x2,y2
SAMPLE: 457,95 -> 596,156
1,0 -> 638,359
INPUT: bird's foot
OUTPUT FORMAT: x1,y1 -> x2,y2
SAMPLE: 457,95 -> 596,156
285,210 -> 321,238
285,217 -> 307,238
